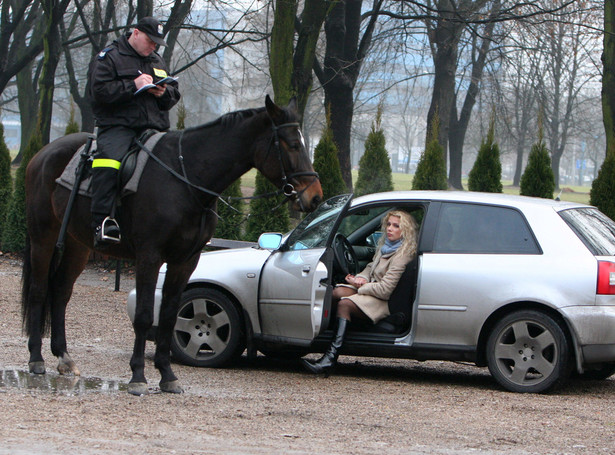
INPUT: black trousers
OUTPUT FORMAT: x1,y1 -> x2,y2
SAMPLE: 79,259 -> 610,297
90,125 -> 143,227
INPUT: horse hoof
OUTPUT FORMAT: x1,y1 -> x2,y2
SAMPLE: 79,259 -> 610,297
160,380 -> 184,394
29,361 -> 46,374
127,382 -> 149,396
57,359 -> 81,376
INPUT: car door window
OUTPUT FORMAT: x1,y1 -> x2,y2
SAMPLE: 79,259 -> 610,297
433,203 -> 540,254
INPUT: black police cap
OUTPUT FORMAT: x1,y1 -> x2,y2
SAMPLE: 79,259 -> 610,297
136,17 -> 167,46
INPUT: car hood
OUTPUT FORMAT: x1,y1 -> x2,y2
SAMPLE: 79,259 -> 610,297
168,246 -> 274,289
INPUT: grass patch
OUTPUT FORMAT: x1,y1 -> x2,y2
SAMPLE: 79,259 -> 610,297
233,170 -> 592,205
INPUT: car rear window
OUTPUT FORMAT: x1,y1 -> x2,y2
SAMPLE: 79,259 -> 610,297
559,208 -> 615,256
433,202 -> 540,254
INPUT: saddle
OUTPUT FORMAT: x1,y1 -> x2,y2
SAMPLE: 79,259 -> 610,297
55,130 -> 166,198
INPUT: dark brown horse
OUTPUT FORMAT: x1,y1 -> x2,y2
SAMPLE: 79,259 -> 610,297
22,95 -> 322,395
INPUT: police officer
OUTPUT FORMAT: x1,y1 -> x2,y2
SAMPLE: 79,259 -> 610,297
88,16 -> 180,246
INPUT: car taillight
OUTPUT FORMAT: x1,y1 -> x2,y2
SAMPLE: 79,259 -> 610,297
597,261 -> 615,295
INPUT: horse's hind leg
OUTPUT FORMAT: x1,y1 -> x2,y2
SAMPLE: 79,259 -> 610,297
22,233 -> 58,374
49,240 -> 90,375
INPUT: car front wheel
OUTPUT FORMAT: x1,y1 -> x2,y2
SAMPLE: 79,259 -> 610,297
486,310 -> 571,393
171,288 -> 245,367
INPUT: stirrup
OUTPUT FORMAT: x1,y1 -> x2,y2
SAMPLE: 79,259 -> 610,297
101,216 -> 121,243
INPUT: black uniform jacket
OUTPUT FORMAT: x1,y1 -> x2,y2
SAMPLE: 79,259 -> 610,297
89,33 -> 180,130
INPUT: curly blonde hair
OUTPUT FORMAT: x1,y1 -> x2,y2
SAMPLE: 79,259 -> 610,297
377,210 -> 419,258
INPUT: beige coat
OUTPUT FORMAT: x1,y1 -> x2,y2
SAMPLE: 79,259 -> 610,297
347,247 -> 413,323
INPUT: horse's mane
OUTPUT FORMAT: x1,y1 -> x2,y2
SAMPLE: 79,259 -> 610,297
182,107 -> 266,133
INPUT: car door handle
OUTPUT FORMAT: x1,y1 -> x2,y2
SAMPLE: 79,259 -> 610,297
302,265 -> 311,274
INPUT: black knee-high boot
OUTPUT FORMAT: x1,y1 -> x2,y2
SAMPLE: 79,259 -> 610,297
302,317 -> 349,374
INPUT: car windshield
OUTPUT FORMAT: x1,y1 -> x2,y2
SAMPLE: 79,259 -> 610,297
560,207 -> 615,256
284,194 -> 351,250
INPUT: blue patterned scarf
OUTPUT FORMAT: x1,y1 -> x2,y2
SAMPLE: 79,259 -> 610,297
381,238 -> 402,255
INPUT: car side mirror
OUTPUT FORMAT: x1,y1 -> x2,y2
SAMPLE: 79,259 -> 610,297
258,233 -> 283,250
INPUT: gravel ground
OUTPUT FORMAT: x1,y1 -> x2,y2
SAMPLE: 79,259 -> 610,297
1,255 -> 614,455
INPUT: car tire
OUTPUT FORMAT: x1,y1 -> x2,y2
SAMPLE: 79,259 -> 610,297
486,310 -> 572,393
575,363 -> 615,380
171,288 -> 245,367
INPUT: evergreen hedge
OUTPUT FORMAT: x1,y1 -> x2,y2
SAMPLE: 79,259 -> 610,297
64,102 -> 80,135
0,122 -> 12,246
412,118 -> 447,190
2,132 -> 42,252
244,171 -> 289,241
520,135 -> 555,199
468,118 -> 503,193
590,152 -> 615,220
354,107 -> 393,196
214,178 -> 244,240
313,114 -> 346,200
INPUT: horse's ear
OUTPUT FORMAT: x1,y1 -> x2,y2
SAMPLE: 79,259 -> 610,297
265,94 -> 283,121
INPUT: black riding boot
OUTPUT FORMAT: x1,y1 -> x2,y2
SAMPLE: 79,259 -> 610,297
302,317 -> 349,374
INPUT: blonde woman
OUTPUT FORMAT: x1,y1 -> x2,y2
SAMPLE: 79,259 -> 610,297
303,210 -> 419,374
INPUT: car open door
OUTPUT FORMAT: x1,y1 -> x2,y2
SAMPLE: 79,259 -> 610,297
258,195 -> 352,345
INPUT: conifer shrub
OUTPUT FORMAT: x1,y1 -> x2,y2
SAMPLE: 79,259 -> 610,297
176,100 -> 186,130
519,135 -> 555,199
468,118 -> 503,193
2,132 -> 42,252
412,116 -> 447,190
590,152 -> 615,220
0,122 -> 13,245
64,102 -> 80,135
313,112 -> 346,200
214,178 -> 244,240
244,171 -> 290,242
354,106 -> 393,196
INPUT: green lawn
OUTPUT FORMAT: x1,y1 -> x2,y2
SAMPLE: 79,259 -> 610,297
236,169 -> 592,205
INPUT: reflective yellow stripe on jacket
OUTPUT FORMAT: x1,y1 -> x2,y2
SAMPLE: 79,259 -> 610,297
92,158 -> 121,170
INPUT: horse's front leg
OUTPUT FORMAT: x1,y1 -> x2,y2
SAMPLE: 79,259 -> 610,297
155,257 -> 199,394
128,257 -> 162,396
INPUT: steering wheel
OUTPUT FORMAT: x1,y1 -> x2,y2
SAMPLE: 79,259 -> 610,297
333,233 -> 358,277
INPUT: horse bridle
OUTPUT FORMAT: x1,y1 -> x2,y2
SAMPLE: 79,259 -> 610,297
268,120 -> 320,204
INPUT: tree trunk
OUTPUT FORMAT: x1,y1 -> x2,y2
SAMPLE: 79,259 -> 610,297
13,63 -> 40,165
38,0 -> 71,145
604,0 -> 615,158
320,0 -> 380,190
447,3 -> 498,189
292,0 -> 331,116
425,15 -> 462,167
270,0 -> 298,106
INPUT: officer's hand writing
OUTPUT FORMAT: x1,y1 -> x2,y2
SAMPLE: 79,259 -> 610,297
134,73 -> 153,89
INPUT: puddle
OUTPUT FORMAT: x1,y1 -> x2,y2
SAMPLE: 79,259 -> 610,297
0,369 -> 128,395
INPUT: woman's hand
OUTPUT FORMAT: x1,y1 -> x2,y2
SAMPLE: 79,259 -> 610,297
345,274 -> 367,287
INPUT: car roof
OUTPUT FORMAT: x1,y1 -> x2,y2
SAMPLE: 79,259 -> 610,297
350,190 -> 592,213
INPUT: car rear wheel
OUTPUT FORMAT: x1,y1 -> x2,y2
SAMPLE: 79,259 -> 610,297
486,310 -> 572,393
171,288 -> 244,367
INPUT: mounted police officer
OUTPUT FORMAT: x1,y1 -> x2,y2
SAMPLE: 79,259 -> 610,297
88,16 -> 180,246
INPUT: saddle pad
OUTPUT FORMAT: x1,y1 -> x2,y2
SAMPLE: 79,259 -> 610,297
55,132 -> 165,197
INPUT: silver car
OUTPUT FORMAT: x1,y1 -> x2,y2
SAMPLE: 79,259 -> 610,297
127,191 -> 615,393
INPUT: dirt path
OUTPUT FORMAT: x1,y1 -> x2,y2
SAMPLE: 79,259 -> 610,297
1,256 -> 614,454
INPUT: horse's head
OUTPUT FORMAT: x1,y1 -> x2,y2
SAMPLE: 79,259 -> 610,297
257,95 -> 323,213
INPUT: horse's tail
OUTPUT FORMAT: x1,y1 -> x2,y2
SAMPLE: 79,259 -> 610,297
21,235 -> 52,337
